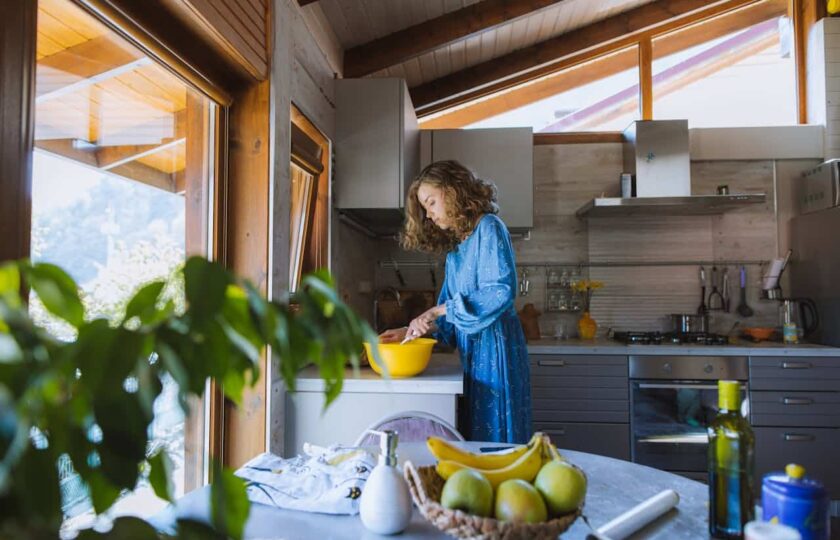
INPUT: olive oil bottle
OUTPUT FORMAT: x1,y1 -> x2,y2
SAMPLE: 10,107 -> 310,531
708,380 -> 754,539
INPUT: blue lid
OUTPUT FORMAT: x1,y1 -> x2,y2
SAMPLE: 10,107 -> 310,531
763,464 -> 827,500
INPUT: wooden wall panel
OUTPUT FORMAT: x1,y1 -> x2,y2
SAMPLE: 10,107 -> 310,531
224,80 -> 270,468
0,0 -> 37,263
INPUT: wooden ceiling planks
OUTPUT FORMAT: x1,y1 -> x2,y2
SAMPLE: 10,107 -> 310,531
410,0 -> 764,114
343,0 -> 567,78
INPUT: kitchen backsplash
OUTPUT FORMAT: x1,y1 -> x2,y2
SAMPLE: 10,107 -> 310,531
335,142 -> 819,338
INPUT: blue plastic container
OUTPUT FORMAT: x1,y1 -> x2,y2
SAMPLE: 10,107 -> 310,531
762,464 -> 830,540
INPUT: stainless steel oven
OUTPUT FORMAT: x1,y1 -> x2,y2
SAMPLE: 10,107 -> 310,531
629,355 -> 748,482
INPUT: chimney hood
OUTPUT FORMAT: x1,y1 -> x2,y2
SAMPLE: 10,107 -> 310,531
577,120 -> 766,218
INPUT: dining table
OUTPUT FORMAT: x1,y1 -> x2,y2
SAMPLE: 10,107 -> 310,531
150,441 -> 709,539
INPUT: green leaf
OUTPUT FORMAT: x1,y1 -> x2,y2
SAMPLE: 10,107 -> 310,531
176,519 -> 227,540
86,469 -> 121,514
94,391 -> 149,490
211,464 -> 249,540
25,262 -> 84,328
77,516 -> 160,539
11,446 -> 62,530
123,281 -> 166,325
183,257 -> 230,325
0,334 -> 23,364
148,450 -> 174,503
0,263 -> 21,309
222,369 -> 245,406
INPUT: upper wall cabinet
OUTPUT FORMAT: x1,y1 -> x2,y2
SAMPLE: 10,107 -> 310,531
420,128 -> 534,231
335,79 -> 419,212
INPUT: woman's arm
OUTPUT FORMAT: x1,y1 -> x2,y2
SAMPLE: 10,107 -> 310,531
444,217 -> 516,335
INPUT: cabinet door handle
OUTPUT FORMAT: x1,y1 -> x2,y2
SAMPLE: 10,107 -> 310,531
781,361 -> 812,369
783,433 -> 815,442
538,359 -> 565,367
782,397 -> 813,405
549,428 -> 566,436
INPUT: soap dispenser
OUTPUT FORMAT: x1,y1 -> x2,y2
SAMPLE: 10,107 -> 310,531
359,429 -> 413,535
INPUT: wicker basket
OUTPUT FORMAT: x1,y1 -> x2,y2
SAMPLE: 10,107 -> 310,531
404,461 -> 582,540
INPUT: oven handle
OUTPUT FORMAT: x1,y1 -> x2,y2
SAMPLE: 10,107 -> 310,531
637,383 -> 723,391
638,434 -> 709,444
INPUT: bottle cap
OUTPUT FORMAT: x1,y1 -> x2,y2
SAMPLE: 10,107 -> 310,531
367,429 -> 399,466
785,463 -> 805,480
718,380 -> 741,411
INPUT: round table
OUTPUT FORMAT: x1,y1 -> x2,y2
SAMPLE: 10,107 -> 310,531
151,442 -> 709,539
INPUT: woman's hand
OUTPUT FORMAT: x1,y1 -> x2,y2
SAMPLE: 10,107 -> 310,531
379,327 -> 408,344
406,304 -> 446,341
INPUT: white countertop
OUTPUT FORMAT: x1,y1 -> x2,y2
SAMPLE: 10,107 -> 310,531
526,337 -> 840,357
294,352 -> 463,395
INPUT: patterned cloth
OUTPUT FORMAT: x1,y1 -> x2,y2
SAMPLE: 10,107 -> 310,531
235,445 -> 376,515
434,214 -> 532,444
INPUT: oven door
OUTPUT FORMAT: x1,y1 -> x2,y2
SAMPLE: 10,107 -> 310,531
631,380 -> 746,481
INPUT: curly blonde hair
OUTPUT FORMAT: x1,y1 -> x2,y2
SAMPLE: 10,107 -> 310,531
400,160 -> 498,254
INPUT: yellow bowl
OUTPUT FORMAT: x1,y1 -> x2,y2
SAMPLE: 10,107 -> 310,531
363,338 -> 436,378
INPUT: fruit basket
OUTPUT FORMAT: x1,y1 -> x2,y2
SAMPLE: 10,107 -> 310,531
404,460 -> 583,540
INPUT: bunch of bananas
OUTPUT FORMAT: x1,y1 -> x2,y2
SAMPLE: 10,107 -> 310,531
428,432 -> 563,489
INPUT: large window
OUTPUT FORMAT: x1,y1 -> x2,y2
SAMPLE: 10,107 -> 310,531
32,0 -> 216,532
652,4 -> 795,127
420,0 -> 795,131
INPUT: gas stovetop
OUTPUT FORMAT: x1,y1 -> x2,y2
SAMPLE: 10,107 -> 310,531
612,331 -> 730,346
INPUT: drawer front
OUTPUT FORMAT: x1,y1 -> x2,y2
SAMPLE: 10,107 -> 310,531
532,386 -> 629,423
755,427 -> 840,497
534,422 -> 630,461
749,357 -> 840,391
750,391 -> 840,428
531,355 -> 628,390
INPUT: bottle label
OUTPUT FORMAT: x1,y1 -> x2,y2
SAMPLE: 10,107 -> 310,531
783,323 -> 799,344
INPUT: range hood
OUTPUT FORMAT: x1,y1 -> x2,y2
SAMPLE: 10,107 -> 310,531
577,120 -> 766,218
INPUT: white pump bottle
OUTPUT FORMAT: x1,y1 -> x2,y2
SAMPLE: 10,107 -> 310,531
359,429 -> 413,535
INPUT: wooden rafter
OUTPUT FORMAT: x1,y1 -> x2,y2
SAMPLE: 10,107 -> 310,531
35,138 -> 179,192
420,0 -> 786,128
343,0 -> 566,78
36,35 -> 146,102
412,0 -> 767,115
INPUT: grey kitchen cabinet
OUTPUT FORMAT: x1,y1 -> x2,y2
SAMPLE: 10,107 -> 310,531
749,356 -> 840,498
530,355 -> 630,460
335,78 -> 419,210
420,128 -> 533,230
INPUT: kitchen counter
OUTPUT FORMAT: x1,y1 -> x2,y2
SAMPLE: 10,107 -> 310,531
527,337 -> 840,356
294,352 -> 463,394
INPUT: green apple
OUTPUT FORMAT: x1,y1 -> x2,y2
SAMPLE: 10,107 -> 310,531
440,469 -> 493,517
494,479 -> 547,523
534,460 -> 587,516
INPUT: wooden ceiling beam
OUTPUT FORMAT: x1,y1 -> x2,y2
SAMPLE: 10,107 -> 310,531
96,108 -> 187,169
420,0 -> 786,128
344,0 -> 566,78
412,0 -> 765,114
35,138 -> 177,192
36,35 -> 147,103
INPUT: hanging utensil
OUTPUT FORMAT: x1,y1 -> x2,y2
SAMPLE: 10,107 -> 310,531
736,266 -> 754,317
391,257 -> 406,287
722,267 -> 730,313
697,266 -> 707,315
707,266 -> 724,311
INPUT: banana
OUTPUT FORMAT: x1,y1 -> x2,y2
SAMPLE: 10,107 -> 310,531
436,435 -> 545,488
426,433 -> 537,469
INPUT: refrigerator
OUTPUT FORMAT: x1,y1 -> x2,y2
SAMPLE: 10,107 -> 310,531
789,205 -> 840,346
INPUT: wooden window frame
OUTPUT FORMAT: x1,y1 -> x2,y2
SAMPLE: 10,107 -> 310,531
420,0 -> 822,135
2,0 -> 273,488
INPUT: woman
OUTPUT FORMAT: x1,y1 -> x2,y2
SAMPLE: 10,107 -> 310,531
380,160 -> 531,444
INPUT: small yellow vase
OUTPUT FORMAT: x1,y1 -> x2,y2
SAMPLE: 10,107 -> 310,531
578,311 -> 597,339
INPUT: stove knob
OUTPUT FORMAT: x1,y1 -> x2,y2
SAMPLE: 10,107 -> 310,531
663,363 -> 672,374
704,363 -> 714,374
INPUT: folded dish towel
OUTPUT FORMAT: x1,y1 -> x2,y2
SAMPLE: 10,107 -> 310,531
235,444 -> 377,515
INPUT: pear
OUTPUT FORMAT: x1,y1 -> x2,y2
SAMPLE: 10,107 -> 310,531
534,460 -> 586,516
440,469 -> 493,517
494,479 -> 547,523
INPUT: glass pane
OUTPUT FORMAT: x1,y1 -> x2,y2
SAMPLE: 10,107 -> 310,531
289,163 -> 315,291
32,0 -> 215,532
652,2 -> 795,127
458,46 -> 640,132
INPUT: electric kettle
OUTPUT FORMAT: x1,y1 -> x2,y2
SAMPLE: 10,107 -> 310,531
778,298 -> 819,339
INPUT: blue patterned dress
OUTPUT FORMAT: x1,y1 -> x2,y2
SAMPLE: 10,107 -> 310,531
433,214 -> 532,444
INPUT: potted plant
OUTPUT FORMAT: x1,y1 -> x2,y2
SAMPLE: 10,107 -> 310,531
0,256 -> 378,539
571,279 -> 604,339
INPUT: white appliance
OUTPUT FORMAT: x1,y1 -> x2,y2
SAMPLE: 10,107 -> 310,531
799,159 -> 840,214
